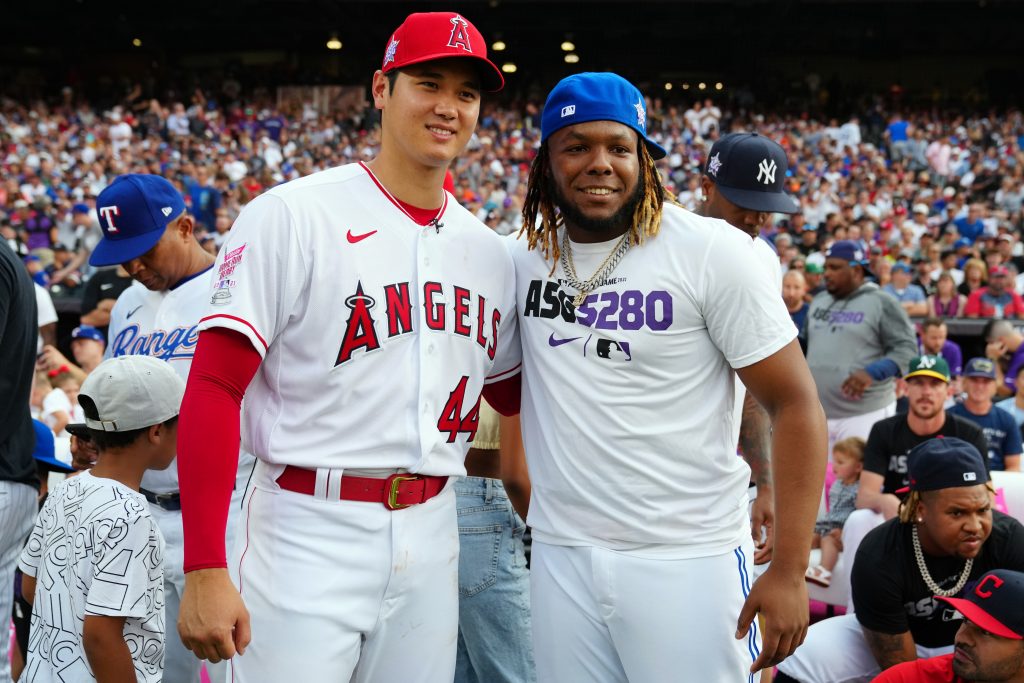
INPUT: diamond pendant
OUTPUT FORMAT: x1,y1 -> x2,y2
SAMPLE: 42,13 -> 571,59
573,291 -> 587,307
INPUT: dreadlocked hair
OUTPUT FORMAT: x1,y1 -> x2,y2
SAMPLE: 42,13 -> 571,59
898,482 -> 996,524
519,141 -> 678,274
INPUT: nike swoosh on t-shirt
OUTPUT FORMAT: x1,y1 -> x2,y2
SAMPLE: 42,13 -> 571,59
548,333 -> 582,347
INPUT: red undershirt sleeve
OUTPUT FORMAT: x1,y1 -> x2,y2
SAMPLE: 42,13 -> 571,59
179,327 -> 262,573
482,374 -> 521,417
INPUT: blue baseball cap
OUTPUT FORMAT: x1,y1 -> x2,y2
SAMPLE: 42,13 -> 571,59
71,325 -> 105,344
71,203 -> 90,214
964,357 -> 997,379
541,72 -> 666,160
892,262 -> 913,274
825,240 -> 875,279
31,419 -> 73,472
90,174 -> 186,267
704,133 -> 799,214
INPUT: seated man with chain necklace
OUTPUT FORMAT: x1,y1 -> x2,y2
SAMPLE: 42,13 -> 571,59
776,437 -> 1024,683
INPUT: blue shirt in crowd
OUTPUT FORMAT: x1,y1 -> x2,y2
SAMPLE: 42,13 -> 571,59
949,403 -> 1022,471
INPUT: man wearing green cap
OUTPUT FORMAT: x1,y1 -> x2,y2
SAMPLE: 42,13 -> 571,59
822,355 -> 993,613
510,72 -> 827,681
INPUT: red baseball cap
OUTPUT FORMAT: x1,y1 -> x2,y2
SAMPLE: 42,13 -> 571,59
381,12 -> 504,92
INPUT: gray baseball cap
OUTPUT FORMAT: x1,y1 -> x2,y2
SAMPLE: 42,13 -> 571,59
79,355 -> 185,432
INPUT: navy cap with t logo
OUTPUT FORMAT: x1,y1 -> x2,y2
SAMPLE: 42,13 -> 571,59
704,133 -> 799,214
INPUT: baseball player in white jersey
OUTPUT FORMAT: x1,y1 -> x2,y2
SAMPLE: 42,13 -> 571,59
699,132 -> 803,567
508,72 -> 827,682
86,173 -> 255,683
173,13 -> 519,682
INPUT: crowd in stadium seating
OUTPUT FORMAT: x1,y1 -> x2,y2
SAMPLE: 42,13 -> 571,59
2,90 -> 1023,307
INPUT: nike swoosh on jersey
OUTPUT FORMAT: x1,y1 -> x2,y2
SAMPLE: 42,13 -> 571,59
126,305 -> 144,320
548,333 -> 582,347
346,229 -> 378,244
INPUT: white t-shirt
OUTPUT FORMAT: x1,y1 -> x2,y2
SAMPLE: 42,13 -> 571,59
197,162 -> 519,476
19,472 -> 165,683
510,204 -> 796,558
35,283 -> 58,354
41,388 -> 72,436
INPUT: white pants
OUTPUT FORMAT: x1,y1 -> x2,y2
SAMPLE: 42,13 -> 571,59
229,461 -> 460,683
531,539 -> 761,683
151,459 -> 253,683
0,481 -> 36,683
776,614 -> 951,683
826,404 -> 896,462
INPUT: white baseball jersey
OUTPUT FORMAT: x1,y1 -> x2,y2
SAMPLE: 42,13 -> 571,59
197,162 -> 519,476
107,269 -> 259,494
510,204 -> 796,558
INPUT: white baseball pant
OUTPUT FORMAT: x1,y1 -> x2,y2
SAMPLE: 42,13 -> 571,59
228,461 -> 460,682
531,538 -> 762,683
776,613 -> 951,683
0,481 -> 36,683
153,461 -> 253,683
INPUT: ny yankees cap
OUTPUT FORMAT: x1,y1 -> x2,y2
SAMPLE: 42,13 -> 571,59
964,357 -> 997,379
76,355 -> 185,433
905,355 -> 951,383
704,133 -> 799,214
90,174 -> 186,267
382,12 -> 504,92
541,72 -> 666,160
937,569 -> 1024,640
71,325 -> 105,344
901,437 -> 988,493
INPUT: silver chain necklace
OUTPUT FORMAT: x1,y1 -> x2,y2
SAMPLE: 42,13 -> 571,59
560,230 -> 631,306
912,525 -> 973,597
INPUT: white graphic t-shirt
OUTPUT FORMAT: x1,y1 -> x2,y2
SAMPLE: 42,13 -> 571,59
19,472 -> 165,683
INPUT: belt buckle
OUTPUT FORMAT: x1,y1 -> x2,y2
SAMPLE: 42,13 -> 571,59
384,474 -> 419,511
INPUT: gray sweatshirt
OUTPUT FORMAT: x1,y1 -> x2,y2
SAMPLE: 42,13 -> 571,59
802,281 -> 918,418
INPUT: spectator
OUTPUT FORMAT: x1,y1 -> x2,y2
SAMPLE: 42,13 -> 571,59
776,438 -> 1024,683
0,239 -> 39,683
842,355 -> 990,593
918,317 -> 963,384
955,204 -> 987,244
995,366 -> 1024,428
926,271 -> 967,318
959,258 -> 988,297
883,262 -> 929,317
804,262 -> 825,300
805,436 -> 865,588
32,281 -> 57,353
873,569 -> 1024,683
985,320 -> 1024,399
949,358 -> 1022,472
965,266 -> 1024,319
784,269 -> 810,330
802,240 -> 918,463
18,355 -> 185,683
36,324 -> 106,385
79,264 -> 132,326
910,256 -> 935,297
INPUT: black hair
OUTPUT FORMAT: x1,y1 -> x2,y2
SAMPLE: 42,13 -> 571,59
386,70 -> 398,94
80,394 -> 178,452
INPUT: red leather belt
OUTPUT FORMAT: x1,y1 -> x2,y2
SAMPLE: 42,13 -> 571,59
275,465 -> 448,511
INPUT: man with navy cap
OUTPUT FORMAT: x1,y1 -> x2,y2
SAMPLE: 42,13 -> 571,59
700,131 -> 801,568
512,72 -> 827,681
802,239 -> 917,476
777,437 -> 1024,683
86,173 -> 255,683
875,569 -> 1024,682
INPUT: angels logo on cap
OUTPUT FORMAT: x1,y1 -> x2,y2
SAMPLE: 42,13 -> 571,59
380,12 -> 503,92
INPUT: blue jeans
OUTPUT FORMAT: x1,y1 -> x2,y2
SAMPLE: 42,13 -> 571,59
454,477 -> 536,683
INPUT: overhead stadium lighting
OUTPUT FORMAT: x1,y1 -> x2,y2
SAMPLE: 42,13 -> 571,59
492,40 -> 506,51
564,53 -> 579,64
326,35 -> 342,50
501,63 -> 517,73
561,41 -> 576,52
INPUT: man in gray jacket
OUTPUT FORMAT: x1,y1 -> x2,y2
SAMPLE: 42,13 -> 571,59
801,240 -> 917,464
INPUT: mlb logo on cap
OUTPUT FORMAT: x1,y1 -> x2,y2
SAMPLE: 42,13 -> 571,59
381,12 -> 504,92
